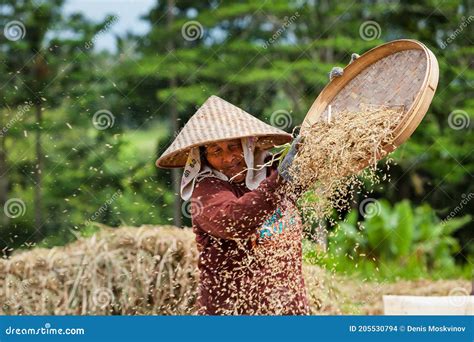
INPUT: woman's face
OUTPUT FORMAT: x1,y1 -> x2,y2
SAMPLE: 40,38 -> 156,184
204,139 -> 246,182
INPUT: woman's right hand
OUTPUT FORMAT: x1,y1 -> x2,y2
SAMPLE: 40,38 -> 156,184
277,135 -> 304,183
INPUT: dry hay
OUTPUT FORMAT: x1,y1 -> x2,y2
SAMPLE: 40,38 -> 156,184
283,105 -> 403,225
1,226 -> 467,316
0,225 -> 199,315
303,265 -> 472,315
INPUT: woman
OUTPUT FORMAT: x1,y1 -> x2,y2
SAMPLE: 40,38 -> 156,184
156,95 -> 308,315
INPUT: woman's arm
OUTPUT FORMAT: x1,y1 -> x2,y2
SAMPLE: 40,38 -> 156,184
192,169 -> 282,240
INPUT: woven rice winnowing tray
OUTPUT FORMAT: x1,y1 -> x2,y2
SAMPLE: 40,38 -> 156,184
301,39 -> 439,156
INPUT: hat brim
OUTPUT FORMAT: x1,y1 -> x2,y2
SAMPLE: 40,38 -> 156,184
156,134 -> 291,169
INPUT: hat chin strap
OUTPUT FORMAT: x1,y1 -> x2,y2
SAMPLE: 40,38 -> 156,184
179,138 -> 270,201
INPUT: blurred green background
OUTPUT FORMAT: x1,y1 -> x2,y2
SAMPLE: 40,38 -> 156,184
0,0 -> 472,280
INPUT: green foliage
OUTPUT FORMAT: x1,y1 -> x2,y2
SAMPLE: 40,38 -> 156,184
305,200 -> 472,280
0,0 -> 472,275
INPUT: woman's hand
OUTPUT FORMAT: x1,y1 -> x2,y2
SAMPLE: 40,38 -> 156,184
277,135 -> 304,183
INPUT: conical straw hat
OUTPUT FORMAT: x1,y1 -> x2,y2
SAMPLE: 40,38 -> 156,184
156,95 -> 292,168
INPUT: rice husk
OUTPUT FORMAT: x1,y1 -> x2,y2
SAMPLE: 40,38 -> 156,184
281,105 -> 404,226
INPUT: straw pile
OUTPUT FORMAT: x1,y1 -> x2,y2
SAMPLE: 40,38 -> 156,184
1,226 -> 467,316
0,225 -> 199,315
283,105 -> 403,223
303,265 -> 472,315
